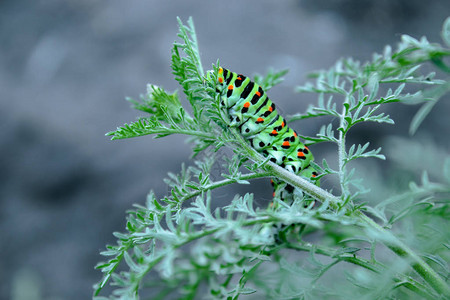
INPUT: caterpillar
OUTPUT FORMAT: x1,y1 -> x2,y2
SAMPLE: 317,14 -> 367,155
214,67 -> 319,202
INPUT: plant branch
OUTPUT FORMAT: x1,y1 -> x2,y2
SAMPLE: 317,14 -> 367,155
285,242 -> 383,273
266,162 -> 340,208
285,241 -> 439,299
108,125 -> 216,141
337,94 -> 349,199
178,171 -> 272,203
358,212 -> 450,297
230,129 -> 341,208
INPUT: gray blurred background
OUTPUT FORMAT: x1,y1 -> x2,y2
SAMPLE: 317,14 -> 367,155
1,1 -> 449,299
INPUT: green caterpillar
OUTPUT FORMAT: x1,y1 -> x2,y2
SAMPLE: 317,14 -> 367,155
214,67 -> 319,201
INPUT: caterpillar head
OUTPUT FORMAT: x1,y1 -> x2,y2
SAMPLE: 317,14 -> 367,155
206,67 -> 226,93
215,67 -> 227,92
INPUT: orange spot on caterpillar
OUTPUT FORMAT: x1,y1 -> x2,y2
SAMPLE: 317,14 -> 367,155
282,141 -> 290,147
312,173 -> 317,178
256,117 -> 264,123
271,130 -> 278,135
297,151 -> 305,157
255,91 -> 261,97
243,102 -> 250,108
281,121 -> 285,128
219,67 -> 223,73
228,84 -> 234,90
237,76 -> 242,80
268,106 -> 273,112
293,131 -> 298,137
218,77 -> 223,83
305,145 -> 309,150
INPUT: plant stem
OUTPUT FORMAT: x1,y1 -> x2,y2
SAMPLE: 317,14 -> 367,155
233,130 -> 341,208
178,171 -> 272,203
111,127 -> 216,141
266,162 -> 340,208
338,129 -> 347,196
285,241 -> 437,299
338,93 -> 349,199
286,242 -> 383,273
357,212 -> 450,296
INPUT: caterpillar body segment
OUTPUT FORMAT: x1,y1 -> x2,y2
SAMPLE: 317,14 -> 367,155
215,67 -> 319,201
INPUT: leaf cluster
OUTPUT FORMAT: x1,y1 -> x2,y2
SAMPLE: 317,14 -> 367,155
95,17 -> 450,299
291,22 -> 450,202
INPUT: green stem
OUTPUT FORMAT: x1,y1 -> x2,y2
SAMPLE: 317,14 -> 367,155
111,127 -> 216,141
285,242 -> 383,274
338,129 -> 347,196
285,241 -> 437,298
338,93 -> 350,198
232,130 -> 340,208
178,171 -> 272,203
358,212 -> 450,296
266,162 -> 340,209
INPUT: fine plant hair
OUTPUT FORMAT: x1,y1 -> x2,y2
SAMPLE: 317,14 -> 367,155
94,17 -> 450,299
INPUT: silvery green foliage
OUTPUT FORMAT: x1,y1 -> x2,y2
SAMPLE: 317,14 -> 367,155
95,17 -> 450,299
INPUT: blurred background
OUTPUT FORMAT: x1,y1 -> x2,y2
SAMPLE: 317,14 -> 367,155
1,0 -> 449,299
